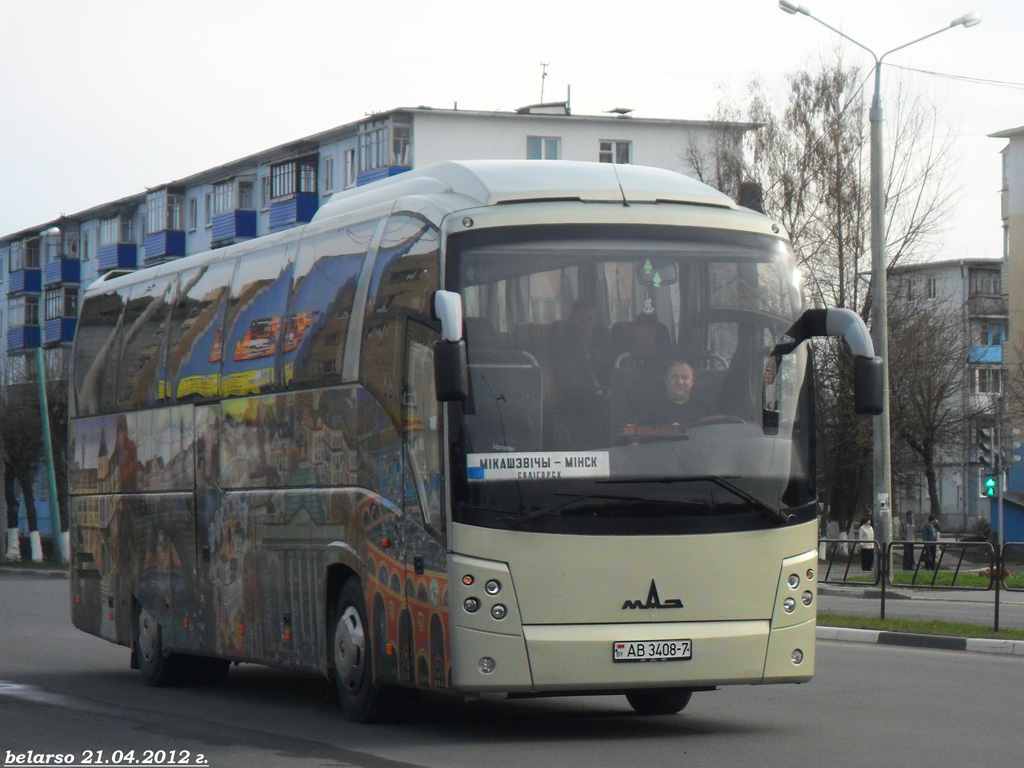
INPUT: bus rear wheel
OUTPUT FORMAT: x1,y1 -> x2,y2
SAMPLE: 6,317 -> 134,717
625,688 -> 693,715
332,579 -> 396,723
135,603 -> 184,686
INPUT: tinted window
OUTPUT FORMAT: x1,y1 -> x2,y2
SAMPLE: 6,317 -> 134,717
220,241 -> 295,397
361,215 -> 440,423
165,259 -> 236,402
283,221 -> 374,389
116,276 -> 176,410
73,290 -> 126,417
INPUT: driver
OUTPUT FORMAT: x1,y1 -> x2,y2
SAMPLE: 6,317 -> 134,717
638,358 -> 714,426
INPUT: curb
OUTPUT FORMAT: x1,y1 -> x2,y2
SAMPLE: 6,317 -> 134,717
0,566 -> 69,578
816,626 -> 1024,656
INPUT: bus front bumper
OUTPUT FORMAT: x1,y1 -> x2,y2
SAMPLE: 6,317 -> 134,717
450,618 -> 815,694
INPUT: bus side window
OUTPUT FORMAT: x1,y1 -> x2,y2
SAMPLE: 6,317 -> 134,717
220,241 -> 295,397
116,276 -> 176,410
283,221 -> 374,390
73,290 -> 126,417
404,321 -> 444,539
165,259 -> 236,403
362,215 -> 440,425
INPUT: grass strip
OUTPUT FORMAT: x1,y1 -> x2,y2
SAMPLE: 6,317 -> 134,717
819,611 -> 1024,642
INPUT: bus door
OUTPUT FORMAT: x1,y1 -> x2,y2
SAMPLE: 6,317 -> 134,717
400,320 -> 449,690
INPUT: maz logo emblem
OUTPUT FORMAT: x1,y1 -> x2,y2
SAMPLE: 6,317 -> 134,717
622,579 -> 684,610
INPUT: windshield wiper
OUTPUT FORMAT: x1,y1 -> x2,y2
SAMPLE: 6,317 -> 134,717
601,475 -> 795,526
493,492 -> 710,528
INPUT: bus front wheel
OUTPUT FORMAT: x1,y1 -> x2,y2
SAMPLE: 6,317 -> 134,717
625,688 -> 693,715
332,579 -> 396,723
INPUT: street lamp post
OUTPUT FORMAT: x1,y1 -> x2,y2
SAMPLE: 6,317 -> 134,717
778,2 -> 981,550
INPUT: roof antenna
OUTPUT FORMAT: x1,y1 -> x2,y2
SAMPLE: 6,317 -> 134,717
540,62 -> 549,102
610,162 -> 630,207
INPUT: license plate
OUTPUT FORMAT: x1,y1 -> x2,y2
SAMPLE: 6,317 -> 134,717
613,639 -> 692,662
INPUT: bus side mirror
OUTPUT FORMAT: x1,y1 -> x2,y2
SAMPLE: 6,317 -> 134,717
854,355 -> 883,415
434,339 -> 469,402
433,290 -> 464,342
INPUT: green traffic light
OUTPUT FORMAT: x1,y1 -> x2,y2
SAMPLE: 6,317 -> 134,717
985,476 -> 997,497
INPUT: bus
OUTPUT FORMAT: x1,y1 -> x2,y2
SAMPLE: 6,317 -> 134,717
68,160 -> 881,722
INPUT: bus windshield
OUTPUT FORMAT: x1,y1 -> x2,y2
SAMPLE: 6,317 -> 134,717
447,223 -> 814,535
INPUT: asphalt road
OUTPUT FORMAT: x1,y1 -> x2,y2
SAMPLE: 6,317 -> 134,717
1,574 -> 1021,768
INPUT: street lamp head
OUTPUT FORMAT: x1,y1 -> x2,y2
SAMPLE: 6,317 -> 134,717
778,0 -> 809,16
952,11 -> 982,28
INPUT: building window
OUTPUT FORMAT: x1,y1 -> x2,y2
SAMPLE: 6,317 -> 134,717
45,286 -> 78,320
970,268 -> 1001,296
271,157 -> 317,199
980,323 -> 1006,346
344,149 -> 357,188
599,140 -> 631,164
323,156 -> 335,194
100,216 -> 134,245
239,180 -> 254,210
260,175 -> 270,209
359,121 -> 389,172
973,368 -> 1001,394
527,136 -> 560,160
188,198 -> 198,231
146,189 -> 183,234
8,240 -> 40,271
926,277 -> 937,299
213,181 -> 234,215
82,230 -> 90,261
8,295 -> 39,328
204,194 -> 212,228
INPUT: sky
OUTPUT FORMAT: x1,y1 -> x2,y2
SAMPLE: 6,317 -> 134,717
1,0 -> 1021,261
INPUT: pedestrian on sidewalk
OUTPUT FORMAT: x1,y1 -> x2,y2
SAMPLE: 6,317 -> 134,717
858,515 -> 875,572
902,510 -> 916,570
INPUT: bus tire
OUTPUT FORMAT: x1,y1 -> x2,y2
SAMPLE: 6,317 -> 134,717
332,579 -> 395,723
135,603 -> 184,687
625,688 -> 692,715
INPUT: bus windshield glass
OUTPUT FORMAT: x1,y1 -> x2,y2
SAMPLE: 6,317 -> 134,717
447,223 -> 813,535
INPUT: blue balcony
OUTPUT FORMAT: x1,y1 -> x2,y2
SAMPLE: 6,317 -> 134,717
211,210 -> 257,247
43,317 -> 77,346
7,269 -> 41,295
269,193 -> 318,233
43,259 -> 81,286
143,231 -> 186,265
357,166 -> 411,187
970,345 -> 1002,365
98,243 -> 137,273
7,326 -> 41,352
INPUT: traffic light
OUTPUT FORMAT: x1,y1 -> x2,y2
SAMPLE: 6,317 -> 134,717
983,474 -> 998,498
1006,428 -> 1022,467
979,427 -> 996,467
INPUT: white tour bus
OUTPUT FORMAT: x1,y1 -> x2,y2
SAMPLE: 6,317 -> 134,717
68,160 -> 881,722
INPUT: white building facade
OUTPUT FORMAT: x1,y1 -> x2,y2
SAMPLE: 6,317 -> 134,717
0,105 -> 754,369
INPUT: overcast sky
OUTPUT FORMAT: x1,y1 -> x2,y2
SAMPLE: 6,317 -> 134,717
2,0 -> 1020,260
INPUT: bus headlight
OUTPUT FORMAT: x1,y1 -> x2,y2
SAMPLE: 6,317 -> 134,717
802,591 -> 813,606
783,597 -> 796,613
791,649 -> 804,665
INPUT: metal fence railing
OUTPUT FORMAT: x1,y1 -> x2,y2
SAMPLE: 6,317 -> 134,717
818,537 -> 1023,631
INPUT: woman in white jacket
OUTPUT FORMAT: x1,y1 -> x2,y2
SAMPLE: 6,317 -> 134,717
858,515 -> 875,572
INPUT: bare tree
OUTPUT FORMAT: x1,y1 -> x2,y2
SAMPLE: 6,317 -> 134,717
887,290 -> 982,520
699,48 -> 961,526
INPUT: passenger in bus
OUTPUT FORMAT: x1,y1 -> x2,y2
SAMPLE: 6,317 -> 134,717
637,359 -> 714,426
614,312 -> 670,363
552,299 -> 613,444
